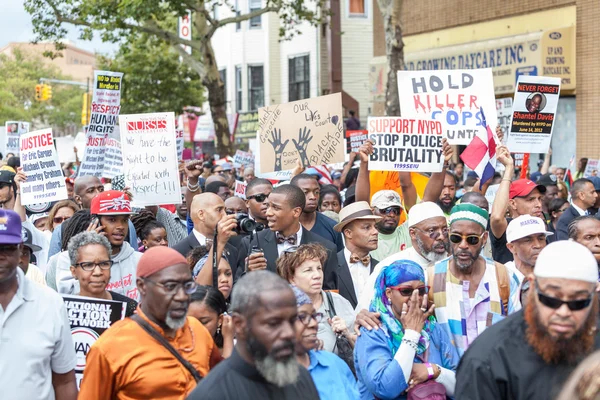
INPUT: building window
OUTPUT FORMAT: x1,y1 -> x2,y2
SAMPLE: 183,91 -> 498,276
349,0 -> 366,16
289,55 -> 310,102
249,0 -> 262,28
235,66 -> 242,112
248,65 -> 264,111
235,0 -> 241,31
219,68 -> 227,102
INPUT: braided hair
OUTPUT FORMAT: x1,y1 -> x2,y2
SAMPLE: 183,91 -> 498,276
131,210 -> 157,239
61,209 -> 92,251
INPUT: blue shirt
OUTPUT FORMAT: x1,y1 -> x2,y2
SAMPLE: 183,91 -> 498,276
187,214 -> 194,235
354,324 -> 459,400
311,212 -> 344,252
307,350 -> 359,400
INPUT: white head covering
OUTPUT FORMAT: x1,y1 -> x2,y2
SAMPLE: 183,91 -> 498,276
534,241 -> 599,283
506,214 -> 553,243
408,202 -> 446,228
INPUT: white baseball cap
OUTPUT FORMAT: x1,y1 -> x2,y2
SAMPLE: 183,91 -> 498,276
408,202 -> 446,228
506,215 -> 553,243
535,240 -> 599,283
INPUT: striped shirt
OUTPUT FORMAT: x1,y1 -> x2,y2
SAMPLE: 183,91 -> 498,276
156,207 -> 187,248
430,256 -> 521,357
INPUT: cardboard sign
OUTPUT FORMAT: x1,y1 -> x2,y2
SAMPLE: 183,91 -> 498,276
495,98 -> 513,144
20,129 -> 68,206
62,295 -> 126,389
119,112 -> 182,206
102,126 -> 123,179
397,69 -> 497,145
5,121 -> 30,155
506,76 -> 561,154
584,159 -> 599,178
234,180 -> 247,199
254,132 -> 293,180
233,150 -> 254,167
367,117 -> 445,172
78,71 -> 124,177
176,129 -> 184,160
258,93 -> 344,174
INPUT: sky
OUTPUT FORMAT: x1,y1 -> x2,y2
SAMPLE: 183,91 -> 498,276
0,0 -> 118,55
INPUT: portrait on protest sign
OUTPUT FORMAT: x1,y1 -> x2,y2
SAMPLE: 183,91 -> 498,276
367,117 -> 445,172
506,75 -> 561,154
397,68 -> 497,146
4,121 -> 30,155
258,93 -> 344,174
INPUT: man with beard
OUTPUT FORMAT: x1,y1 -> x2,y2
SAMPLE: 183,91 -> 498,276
0,170 -> 17,210
428,203 -> 521,356
355,202 -> 449,312
333,201 -> 382,308
368,190 -> 412,262
79,246 -> 222,399
537,173 -> 559,220
557,178 -> 598,240
438,171 -> 458,217
455,240 -> 600,399
491,146 -> 546,264
188,270 -> 320,399
568,215 -> 600,273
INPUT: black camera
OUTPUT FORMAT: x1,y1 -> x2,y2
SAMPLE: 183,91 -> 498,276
235,213 -> 264,234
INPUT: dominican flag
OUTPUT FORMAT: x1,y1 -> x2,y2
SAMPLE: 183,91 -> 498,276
564,155 -> 575,189
460,108 -> 497,189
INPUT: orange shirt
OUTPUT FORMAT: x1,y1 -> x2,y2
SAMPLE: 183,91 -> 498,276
78,307 -> 222,400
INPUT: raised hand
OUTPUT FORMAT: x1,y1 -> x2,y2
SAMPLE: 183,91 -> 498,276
357,139 -> 374,163
292,127 -> 312,166
184,160 -> 204,180
400,289 -> 435,333
496,145 -> 513,167
441,138 -> 453,163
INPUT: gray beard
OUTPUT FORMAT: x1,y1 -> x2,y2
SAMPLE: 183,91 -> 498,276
165,314 -> 187,330
255,354 -> 300,388
415,235 -> 448,263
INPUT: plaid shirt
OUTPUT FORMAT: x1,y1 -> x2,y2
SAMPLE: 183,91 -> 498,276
430,256 -> 521,357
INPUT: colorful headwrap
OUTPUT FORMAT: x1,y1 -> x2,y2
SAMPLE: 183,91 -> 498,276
369,260 -> 436,355
290,285 -> 312,307
449,203 -> 489,230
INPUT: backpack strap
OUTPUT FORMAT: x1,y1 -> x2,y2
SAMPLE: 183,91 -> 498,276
494,262 -> 510,316
427,266 -> 435,305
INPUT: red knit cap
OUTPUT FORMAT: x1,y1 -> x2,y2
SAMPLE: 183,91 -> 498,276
137,246 -> 189,278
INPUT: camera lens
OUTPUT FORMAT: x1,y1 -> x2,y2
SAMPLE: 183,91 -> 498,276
235,213 -> 257,234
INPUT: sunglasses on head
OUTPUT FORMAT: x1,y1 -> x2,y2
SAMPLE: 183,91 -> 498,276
379,206 -> 401,216
247,193 -> 268,203
449,232 -> 485,245
390,285 -> 429,297
535,281 -> 593,311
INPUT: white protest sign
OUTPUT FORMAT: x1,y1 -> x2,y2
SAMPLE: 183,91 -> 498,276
506,76 -> 561,154
119,112 -> 182,206
367,117 -> 445,172
20,128 -> 68,206
78,70 -> 123,177
398,69 -> 497,145
584,159 -> 599,178
495,98 -> 513,144
54,136 -> 77,163
5,121 -> 30,155
176,129 -> 184,160
234,180 -> 247,199
233,150 -> 254,167
102,126 -> 123,179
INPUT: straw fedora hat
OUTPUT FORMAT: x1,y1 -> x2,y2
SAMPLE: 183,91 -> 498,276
333,201 -> 382,232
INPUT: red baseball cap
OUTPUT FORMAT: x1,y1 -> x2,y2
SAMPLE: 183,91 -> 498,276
509,179 -> 547,199
90,190 -> 134,215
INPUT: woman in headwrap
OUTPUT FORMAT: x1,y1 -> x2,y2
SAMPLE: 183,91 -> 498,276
354,260 -> 459,399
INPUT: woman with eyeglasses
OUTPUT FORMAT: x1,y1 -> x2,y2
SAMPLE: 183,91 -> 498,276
354,260 -> 459,399
68,231 -> 138,316
46,199 -> 78,232
277,243 -> 357,354
547,198 -> 569,243
291,285 -> 359,400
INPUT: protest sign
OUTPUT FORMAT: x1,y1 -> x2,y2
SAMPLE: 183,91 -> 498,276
120,112 -> 182,206
19,129 -> 68,206
5,121 -> 30,155
496,98 -> 513,144
506,76 -> 561,154
102,126 -> 123,179
584,159 -> 599,178
367,117 -> 445,172
62,294 -> 126,388
54,136 -> 77,163
78,70 -> 124,177
233,150 -> 254,167
254,132 -> 294,180
346,130 -> 368,159
485,183 -> 501,212
397,69 -> 497,145
176,129 -> 184,160
234,180 -> 247,199
258,93 -> 344,174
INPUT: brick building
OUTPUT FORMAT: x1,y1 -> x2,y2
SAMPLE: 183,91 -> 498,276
371,0 -> 599,169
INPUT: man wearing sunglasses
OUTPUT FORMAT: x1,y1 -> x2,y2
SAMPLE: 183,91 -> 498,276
245,178 -> 273,226
456,240 -> 599,400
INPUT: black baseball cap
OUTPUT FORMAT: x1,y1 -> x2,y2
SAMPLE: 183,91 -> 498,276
0,170 -> 15,185
21,227 -> 42,252
537,173 -> 558,187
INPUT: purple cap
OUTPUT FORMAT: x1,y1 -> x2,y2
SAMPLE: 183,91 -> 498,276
0,209 -> 23,245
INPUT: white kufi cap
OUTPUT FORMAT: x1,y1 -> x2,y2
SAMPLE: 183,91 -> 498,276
408,202 -> 446,228
534,240 -> 599,283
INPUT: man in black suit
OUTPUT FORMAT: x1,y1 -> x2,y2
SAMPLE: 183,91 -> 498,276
556,178 -> 598,240
237,184 -> 339,290
173,192 -> 239,276
334,201 -> 381,308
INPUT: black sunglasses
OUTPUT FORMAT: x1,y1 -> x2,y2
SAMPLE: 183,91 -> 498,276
379,206 -> 401,216
535,281 -> 593,311
449,233 -> 485,245
247,193 -> 268,203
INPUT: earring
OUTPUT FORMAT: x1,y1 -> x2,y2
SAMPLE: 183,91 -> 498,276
216,325 -> 221,335
387,297 -> 391,303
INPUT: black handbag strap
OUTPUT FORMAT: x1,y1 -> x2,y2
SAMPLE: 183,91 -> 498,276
131,314 -> 203,382
325,291 -> 337,319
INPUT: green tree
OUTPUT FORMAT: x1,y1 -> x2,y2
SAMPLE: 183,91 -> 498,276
377,0 -> 404,117
97,34 -> 204,115
25,0 -> 328,156
0,49 -> 83,132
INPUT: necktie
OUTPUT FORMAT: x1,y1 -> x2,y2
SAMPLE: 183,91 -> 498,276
350,254 -> 371,266
276,232 -> 297,245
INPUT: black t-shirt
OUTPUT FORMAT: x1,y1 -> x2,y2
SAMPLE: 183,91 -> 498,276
490,218 -> 514,264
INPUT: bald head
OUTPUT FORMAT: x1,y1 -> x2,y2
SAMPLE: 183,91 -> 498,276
225,196 -> 248,214
73,176 -> 103,209
206,174 -> 226,186
191,193 -> 226,233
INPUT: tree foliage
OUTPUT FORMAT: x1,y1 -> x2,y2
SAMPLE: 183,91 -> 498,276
0,49 -> 83,132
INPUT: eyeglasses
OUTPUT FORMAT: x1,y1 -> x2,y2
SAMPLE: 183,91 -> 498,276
449,232 -> 485,245
414,226 -> 449,239
297,312 -> 324,325
247,193 -> 269,203
535,281 -> 593,311
143,278 -> 198,295
75,260 -> 114,271
378,206 -> 401,216
53,216 -> 71,224
390,285 -> 429,297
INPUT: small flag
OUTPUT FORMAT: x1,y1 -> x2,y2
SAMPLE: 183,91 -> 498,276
460,108 -> 497,189
564,155 -> 575,189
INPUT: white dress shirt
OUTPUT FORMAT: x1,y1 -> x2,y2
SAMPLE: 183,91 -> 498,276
344,248 -> 371,301
192,229 -> 209,246
571,202 -> 588,216
276,225 -> 303,257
